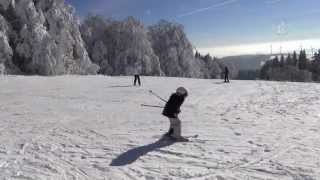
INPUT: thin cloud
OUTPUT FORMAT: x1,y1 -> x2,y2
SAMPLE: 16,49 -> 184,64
178,0 -> 238,18
265,0 -> 283,4
146,10 -> 152,16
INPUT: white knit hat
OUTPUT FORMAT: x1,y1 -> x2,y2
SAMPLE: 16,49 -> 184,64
176,87 -> 188,96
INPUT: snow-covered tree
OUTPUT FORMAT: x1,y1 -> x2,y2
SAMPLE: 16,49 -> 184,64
81,16 -> 161,76
0,0 -> 99,75
196,53 -> 224,79
148,20 -> 202,78
0,14 -> 14,74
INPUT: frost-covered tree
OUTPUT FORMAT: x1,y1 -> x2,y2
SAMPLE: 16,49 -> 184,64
81,16 -> 161,76
148,20 -> 202,78
0,0 -> 99,75
0,13 -> 16,74
196,53 -> 224,79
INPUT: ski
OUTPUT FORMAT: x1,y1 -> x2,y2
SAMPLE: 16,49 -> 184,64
169,135 -> 199,142
184,134 -> 199,139
154,134 -> 199,142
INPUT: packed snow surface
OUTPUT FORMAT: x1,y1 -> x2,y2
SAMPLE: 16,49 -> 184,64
0,75 -> 320,179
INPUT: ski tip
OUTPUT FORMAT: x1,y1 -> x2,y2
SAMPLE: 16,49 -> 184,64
183,134 -> 198,139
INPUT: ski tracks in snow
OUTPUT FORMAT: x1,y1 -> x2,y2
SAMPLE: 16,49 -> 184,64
1,77 -> 320,179
183,80 -> 320,179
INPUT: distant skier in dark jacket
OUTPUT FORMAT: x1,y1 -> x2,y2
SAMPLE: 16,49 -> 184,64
224,66 -> 230,83
133,67 -> 141,86
162,87 -> 188,141
134,74 -> 141,86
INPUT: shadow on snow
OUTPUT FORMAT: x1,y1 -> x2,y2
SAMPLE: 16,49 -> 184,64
106,85 -> 133,88
213,82 -> 227,85
110,137 -> 175,166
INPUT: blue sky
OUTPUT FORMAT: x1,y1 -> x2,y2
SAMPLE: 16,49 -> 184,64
66,0 -> 320,56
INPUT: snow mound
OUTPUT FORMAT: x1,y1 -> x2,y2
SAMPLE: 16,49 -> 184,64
0,76 -> 319,179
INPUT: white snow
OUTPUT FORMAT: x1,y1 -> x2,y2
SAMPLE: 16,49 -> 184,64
0,75 -> 320,179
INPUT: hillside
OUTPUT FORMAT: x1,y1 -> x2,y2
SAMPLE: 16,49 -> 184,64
0,76 -> 319,179
221,54 -> 270,71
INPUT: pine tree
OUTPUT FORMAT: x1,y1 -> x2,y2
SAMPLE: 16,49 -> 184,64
292,51 -> 298,67
195,51 -> 201,58
286,53 -> 292,66
280,54 -> 285,68
204,54 -> 212,61
260,61 -> 271,80
298,50 -> 307,70
272,56 -> 280,68
312,49 -> 320,81
316,50 -> 320,62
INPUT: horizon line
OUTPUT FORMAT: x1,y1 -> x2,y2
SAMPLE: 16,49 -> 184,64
197,38 -> 320,58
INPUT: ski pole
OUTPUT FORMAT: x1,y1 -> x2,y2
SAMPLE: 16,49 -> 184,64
141,104 -> 164,108
148,90 -> 167,103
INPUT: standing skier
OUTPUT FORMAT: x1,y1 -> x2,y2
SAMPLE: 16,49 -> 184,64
133,64 -> 141,86
162,87 -> 189,141
134,74 -> 141,86
224,66 -> 230,83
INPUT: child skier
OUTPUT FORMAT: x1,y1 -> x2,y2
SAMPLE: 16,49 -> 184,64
162,87 -> 189,141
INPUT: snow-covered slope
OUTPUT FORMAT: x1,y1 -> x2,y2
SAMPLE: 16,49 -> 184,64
0,76 -> 319,179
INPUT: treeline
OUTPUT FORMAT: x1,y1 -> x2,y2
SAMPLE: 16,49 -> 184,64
194,51 -> 228,79
0,0 -> 229,78
81,15 -> 227,78
260,50 -> 320,82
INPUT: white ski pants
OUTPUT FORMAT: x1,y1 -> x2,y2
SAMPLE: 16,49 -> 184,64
169,117 -> 181,138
